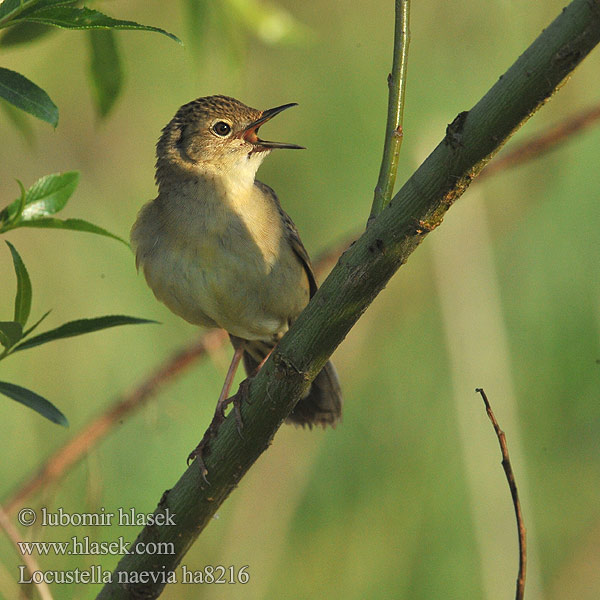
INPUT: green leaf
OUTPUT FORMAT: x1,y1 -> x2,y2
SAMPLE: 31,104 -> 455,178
17,6 -> 182,43
1,172 -> 78,232
21,171 -> 79,218
22,309 -> 51,338
0,172 -> 128,245
0,0 -> 32,23
15,180 -> 27,221
0,21 -> 55,46
88,29 -> 123,118
6,241 -> 32,327
0,179 -> 28,230
0,321 -> 23,349
13,315 -> 157,352
11,217 -> 129,246
0,67 -> 58,126
0,0 -> 77,23
0,381 -> 68,426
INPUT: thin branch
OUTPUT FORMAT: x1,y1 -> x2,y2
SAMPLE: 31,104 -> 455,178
476,388 -> 526,600
369,0 -> 410,223
96,2 -> 600,597
0,503 -> 54,600
477,102 -> 600,181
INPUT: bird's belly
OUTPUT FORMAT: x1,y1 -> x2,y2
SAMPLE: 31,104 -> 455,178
141,232 -> 308,341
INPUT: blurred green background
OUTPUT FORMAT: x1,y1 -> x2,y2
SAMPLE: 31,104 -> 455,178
1,1 -> 599,598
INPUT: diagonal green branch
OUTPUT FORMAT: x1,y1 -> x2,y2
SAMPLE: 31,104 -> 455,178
369,0 -> 410,223
6,98 -> 598,513
97,0 -> 600,597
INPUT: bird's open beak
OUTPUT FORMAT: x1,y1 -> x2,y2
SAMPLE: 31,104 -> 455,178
242,103 -> 305,150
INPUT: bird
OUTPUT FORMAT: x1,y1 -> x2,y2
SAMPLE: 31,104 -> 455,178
131,95 -> 342,466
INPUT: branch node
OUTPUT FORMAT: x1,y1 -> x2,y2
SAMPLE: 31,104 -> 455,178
445,111 -> 469,149
272,351 -> 307,382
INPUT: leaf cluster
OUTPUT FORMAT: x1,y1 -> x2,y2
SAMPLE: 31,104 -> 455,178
0,0 -> 180,124
0,2 -> 178,425
0,171 -> 128,243
0,174 -> 155,425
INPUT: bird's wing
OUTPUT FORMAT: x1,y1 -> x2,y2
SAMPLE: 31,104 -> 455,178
254,180 -> 318,297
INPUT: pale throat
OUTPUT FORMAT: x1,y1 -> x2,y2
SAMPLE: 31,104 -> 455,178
196,149 -> 281,267
199,150 -> 269,208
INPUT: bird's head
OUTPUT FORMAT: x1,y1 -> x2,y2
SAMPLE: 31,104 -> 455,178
156,95 -> 303,183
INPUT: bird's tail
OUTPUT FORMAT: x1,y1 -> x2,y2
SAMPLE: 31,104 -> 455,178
230,336 -> 342,427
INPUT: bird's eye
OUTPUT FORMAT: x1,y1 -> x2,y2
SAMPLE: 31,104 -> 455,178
212,121 -> 232,136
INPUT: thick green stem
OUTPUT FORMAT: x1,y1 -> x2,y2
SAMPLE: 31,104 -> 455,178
97,0 -> 600,597
369,0 -> 410,223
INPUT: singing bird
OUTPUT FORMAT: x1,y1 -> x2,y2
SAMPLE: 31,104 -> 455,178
131,96 -> 342,458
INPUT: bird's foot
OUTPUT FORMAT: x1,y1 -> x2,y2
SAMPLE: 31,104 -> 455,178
187,380 -> 251,483
234,378 -> 252,427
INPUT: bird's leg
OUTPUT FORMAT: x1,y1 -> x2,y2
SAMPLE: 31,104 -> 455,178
252,347 -> 274,375
187,343 -> 245,481
241,347 -> 274,408
218,342 -> 245,407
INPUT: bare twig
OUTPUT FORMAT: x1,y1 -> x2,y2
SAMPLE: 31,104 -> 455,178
369,0 -> 411,223
478,103 -> 600,181
0,503 -> 54,600
476,388 -> 526,600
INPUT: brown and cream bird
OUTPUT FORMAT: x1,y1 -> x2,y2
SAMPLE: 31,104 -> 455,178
131,95 -> 342,457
